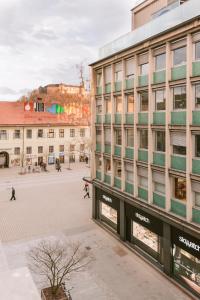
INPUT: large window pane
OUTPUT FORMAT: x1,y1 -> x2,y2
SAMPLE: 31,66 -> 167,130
115,96 -> 122,113
96,99 -> 102,114
127,95 -> 134,112
154,182 -> 165,194
115,129 -> 122,145
173,145 -> 186,155
155,53 -> 166,71
173,86 -> 186,109
126,129 -> 134,147
101,202 -> 117,225
114,161 -> 121,178
195,42 -> 200,60
105,97 -> 112,113
96,156 -> 102,170
140,91 -> 148,111
174,177 -> 186,201
138,176 -> 148,188
195,84 -> 200,109
115,63 -> 122,81
140,63 -> 149,75
156,131 -> 165,152
105,159 -> 111,174
195,192 -> 200,207
126,58 -> 134,79
104,128 -> 111,144
125,163 -> 133,182
195,135 -> 200,157
173,47 -> 186,66
96,72 -> 102,87
155,89 -> 166,110
96,128 -> 102,143
140,130 -> 148,149
133,222 -> 159,253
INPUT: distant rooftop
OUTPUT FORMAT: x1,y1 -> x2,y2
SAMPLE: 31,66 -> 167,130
92,0 -> 198,63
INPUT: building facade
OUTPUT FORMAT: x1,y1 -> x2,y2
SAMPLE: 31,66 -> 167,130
91,0 -> 200,297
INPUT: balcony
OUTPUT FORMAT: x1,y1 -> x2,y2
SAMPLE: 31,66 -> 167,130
153,192 -> 166,209
114,113 -> 122,125
96,86 -> 102,95
104,114 -> 111,124
96,143 -> 101,152
171,111 -> 186,125
171,199 -> 186,218
171,154 -> 186,172
192,61 -> 200,77
153,152 -> 165,167
96,170 -> 102,180
125,182 -> 134,194
114,177 -> 121,189
114,81 -> 122,92
104,144 -> 111,155
192,111 -> 200,126
153,112 -> 165,125
153,70 -> 166,84
96,114 -> 102,124
104,174 -> 111,185
105,83 -> 111,94
138,112 -> 148,125
138,75 -> 148,87
138,149 -> 148,163
192,158 -> 200,175
138,187 -> 148,202
125,113 -> 134,125
125,78 -> 134,90
114,145 -> 121,157
125,147 -> 134,160
171,65 -> 186,81
192,207 -> 200,225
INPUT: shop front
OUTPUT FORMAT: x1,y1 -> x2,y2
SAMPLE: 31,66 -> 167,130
126,204 -> 163,264
172,228 -> 200,297
95,188 -> 120,234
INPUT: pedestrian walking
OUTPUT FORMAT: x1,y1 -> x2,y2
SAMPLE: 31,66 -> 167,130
83,183 -> 90,198
10,187 -> 16,201
85,156 -> 88,164
57,163 -> 61,172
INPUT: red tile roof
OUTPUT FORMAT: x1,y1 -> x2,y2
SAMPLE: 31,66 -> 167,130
0,101 -> 90,126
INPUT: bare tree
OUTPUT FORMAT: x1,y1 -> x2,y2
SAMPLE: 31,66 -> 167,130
28,240 -> 91,299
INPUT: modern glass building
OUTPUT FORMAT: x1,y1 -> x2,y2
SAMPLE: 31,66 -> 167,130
90,0 -> 200,297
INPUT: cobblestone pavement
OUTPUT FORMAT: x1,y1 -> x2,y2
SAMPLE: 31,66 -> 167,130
0,164 -> 193,300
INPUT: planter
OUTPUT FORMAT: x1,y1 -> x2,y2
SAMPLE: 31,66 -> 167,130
41,287 -> 69,300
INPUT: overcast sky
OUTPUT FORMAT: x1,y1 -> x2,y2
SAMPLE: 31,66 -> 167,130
0,0 -> 139,100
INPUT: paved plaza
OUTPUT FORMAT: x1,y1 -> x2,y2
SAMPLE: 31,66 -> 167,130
0,164 -> 194,300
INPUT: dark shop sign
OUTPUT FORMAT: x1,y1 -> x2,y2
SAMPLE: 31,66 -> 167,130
97,188 -> 120,209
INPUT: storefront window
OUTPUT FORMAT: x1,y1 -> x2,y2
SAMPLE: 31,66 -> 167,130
140,129 -> 148,149
174,177 -> 186,201
155,53 -> 166,71
173,86 -> 186,110
105,97 -> 112,113
155,89 -> 166,111
115,96 -> 122,113
140,91 -> 148,111
155,131 -> 165,152
140,63 -> 149,75
133,221 -> 159,252
195,135 -> 200,157
125,163 -> 133,182
173,47 -> 186,66
126,129 -> 134,147
114,161 -> 121,178
195,42 -> 200,60
126,95 -> 134,113
195,84 -> 200,109
100,202 -> 117,225
115,129 -> 122,145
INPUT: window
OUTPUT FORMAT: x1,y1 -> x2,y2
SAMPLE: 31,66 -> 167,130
155,53 -> 166,71
37,129 -> 43,138
59,145 -> 64,152
96,99 -> 102,114
80,128 -> 85,137
171,132 -> 186,155
194,192 -> 200,207
155,89 -> 166,110
13,130 -> 20,139
153,171 -> 165,195
195,135 -> 200,157
70,129 -> 75,137
138,176 -> 148,189
155,131 -> 165,152
96,72 -> 102,87
125,58 -> 134,79
96,128 -> 102,143
0,130 -> 8,140
194,84 -> 200,108
115,129 -> 122,145
35,102 -> 44,112
140,91 -> 148,111
49,146 -> 54,153
115,96 -> 122,113
173,86 -> 186,109
105,97 -> 112,113
80,144 -> 85,151
126,95 -> 134,113
173,47 -> 186,66
14,147 -> 20,155
140,129 -> 148,149
70,144 -> 75,152
154,182 -> 165,194
38,146 -> 43,154
26,129 -> 32,139
48,129 -> 54,138
195,41 -> 200,60
125,163 -> 133,182
104,128 -> 111,144
26,147 -> 32,154
114,161 -> 121,178
96,155 -> 102,170
105,66 -> 111,84
59,129 -> 64,138
140,63 -> 149,75
114,62 -> 122,82
174,177 -> 186,201
105,158 -> 111,174
126,129 -> 134,147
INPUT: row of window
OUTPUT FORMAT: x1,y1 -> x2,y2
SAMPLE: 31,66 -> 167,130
0,128 -> 86,140
96,157 -> 200,208
96,34 -> 200,85
96,84 -> 200,114
14,144 -> 85,155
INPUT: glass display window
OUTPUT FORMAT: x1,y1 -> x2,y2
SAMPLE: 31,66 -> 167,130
100,202 -> 117,225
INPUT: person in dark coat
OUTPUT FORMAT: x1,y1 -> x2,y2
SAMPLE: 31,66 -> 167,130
10,187 -> 16,201
85,156 -> 88,164
83,183 -> 90,198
